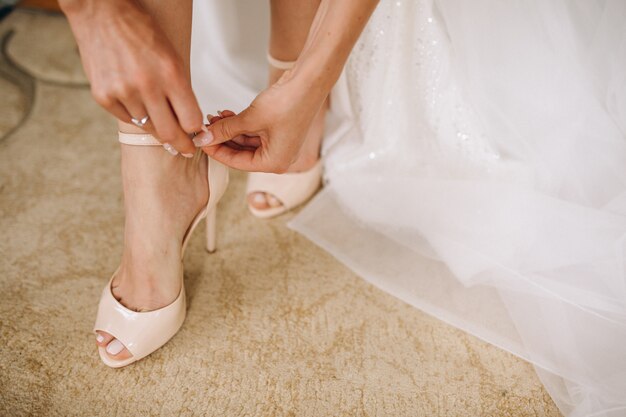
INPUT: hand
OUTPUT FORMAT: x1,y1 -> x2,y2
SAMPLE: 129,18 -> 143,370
197,0 -> 377,169
61,0 -> 203,154
199,72 -> 327,173
205,111 -> 261,152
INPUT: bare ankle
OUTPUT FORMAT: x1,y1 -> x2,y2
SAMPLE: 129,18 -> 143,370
113,147 -> 207,311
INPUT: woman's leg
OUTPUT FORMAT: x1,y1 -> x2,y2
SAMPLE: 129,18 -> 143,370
248,0 -> 327,210
94,0 -> 209,360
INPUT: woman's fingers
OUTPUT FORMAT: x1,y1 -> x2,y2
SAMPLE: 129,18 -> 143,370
207,115 -> 222,125
107,100 -> 134,125
142,93 -> 196,156
203,141 -> 292,173
63,0 -> 206,154
206,112 -> 260,150
204,111 -> 251,147
166,81 -> 204,135
103,81 -> 196,156
231,135 -> 262,148
203,143 -> 265,171
202,109 -> 293,172
118,95 -> 158,132
217,110 -> 236,117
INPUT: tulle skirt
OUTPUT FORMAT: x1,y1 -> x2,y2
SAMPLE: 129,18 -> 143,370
190,1 -> 626,416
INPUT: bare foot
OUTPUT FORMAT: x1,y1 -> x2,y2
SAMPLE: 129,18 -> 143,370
95,145 -> 208,361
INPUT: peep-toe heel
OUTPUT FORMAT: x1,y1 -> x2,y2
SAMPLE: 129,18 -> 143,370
93,132 -> 229,368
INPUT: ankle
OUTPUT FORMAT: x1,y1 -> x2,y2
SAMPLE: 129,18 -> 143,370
122,145 -> 209,223
120,146 -> 205,187
114,146 -> 208,311
115,255 -> 182,311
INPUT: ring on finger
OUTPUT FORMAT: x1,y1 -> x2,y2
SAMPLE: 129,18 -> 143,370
130,115 -> 149,128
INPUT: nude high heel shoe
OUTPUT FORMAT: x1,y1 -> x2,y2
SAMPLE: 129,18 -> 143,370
245,53 -> 324,219
92,132 -> 229,368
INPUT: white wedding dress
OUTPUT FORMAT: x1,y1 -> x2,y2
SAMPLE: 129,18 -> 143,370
190,1 -> 626,416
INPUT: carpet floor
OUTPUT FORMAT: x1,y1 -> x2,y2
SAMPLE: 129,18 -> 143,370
0,9 -> 561,417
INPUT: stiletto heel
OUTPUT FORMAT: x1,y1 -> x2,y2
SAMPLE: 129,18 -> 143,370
246,53 -> 323,219
93,132 -> 229,368
205,206 -> 217,253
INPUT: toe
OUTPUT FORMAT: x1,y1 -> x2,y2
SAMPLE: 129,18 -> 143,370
95,331 -> 114,347
248,192 -> 284,212
266,194 -> 283,208
104,338 -> 133,361
248,192 -> 271,210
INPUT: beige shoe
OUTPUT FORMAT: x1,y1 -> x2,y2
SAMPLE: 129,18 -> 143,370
246,53 -> 323,219
93,132 -> 229,368
246,161 -> 323,218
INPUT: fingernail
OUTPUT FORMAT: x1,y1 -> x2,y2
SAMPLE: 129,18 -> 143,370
96,333 -> 104,343
217,110 -> 224,117
162,142 -> 178,156
182,153 -> 194,158
192,131 -> 214,147
106,339 -> 124,355
205,115 -> 214,124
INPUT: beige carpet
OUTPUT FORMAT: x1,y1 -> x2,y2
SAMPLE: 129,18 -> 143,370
0,10 -> 561,417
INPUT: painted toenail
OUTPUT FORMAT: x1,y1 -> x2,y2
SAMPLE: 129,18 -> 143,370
106,339 -> 125,355
96,334 -> 104,343
267,195 -> 281,207
253,193 -> 266,204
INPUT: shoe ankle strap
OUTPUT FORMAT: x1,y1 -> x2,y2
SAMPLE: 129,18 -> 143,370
118,132 -> 161,146
267,52 -> 296,70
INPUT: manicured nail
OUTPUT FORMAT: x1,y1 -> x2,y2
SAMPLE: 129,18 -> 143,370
96,333 -> 104,343
217,110 -> 224,117
106,339 -> 124,355
182,153 -> 194,158
162,142 -> 178,156
192,131 -> 214,147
